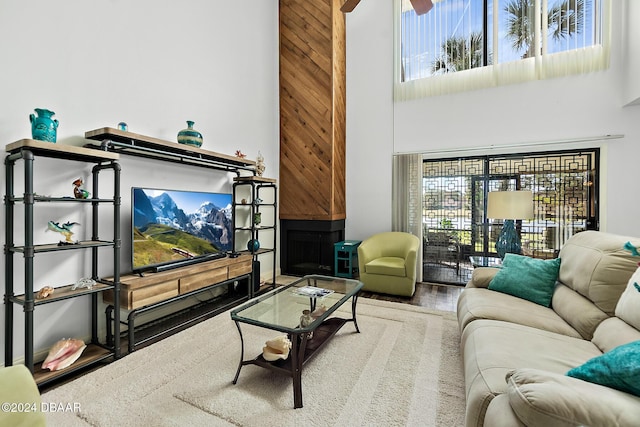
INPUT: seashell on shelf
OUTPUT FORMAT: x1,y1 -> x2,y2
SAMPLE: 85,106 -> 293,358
36,286 -> 54,299
262,335 -> 292,361
42,338 -> 87,371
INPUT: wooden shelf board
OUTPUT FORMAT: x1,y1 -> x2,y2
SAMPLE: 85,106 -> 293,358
33,344 -> 113,386
12,282 -> 113,306
11,240 -> 114,254
6,139 -> 119,162
84,127 -> 256,167
234,176 -> 277,183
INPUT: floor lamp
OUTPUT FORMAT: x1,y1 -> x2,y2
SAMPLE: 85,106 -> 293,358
487,191 -> 534,259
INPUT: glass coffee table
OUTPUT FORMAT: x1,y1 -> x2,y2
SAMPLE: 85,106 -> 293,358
230,275 -> 363,408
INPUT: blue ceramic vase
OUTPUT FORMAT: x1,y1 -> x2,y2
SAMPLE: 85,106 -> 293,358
495,220 -> 521,259
177,120 -> 203,148
247,239 -> 260,253
30,108 -> 58,143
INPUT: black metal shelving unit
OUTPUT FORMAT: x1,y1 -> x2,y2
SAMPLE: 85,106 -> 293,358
4,139 -> 121,386
232,176 -> 278,296
84,127 -> 267,349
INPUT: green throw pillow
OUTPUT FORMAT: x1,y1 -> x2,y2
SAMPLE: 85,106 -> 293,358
488,253 -> 561,307
567,340 -> 640,397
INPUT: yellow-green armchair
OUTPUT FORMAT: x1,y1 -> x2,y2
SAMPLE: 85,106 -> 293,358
357,231 -> 420,297
0,365 -> 46,427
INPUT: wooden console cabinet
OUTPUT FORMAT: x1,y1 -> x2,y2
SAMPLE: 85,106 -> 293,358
104,254 -> 252,309
104,254 -> 252,353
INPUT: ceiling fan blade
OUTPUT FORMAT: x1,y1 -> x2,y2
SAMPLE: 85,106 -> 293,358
340,0 -> 362,13
410,0 -> 434,15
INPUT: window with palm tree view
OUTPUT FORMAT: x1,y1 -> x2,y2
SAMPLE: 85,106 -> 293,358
400,0 -> 602,81
422,149 -> 598,286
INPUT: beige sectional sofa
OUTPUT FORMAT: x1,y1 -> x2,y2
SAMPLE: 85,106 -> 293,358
457,231 -> 640,427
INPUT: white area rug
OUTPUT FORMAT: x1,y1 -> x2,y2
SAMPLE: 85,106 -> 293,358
42,298 -> 465,426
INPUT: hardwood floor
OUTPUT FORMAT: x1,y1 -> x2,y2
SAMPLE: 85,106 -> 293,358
358,282 -> 463,312
274,276 -> 464,313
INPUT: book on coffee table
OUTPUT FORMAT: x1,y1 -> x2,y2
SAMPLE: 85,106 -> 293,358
293,286 -> 334,298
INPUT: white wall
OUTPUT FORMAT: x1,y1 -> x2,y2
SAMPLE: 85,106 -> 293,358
344,0 -> 395,239
0,0 -> 279,362
622,0 -> 640,106
345,0 -> 640,242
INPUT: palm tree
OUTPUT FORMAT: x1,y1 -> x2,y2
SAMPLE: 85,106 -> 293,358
504,0 -> 586,59
431,32 -> 484,74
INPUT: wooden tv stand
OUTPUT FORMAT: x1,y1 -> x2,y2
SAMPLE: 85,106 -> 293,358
104,254 -> 252,353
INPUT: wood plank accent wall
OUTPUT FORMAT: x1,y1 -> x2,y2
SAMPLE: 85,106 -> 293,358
279,0 -> 346,221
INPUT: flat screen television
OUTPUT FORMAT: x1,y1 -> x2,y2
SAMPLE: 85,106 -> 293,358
132,187 -> 233,272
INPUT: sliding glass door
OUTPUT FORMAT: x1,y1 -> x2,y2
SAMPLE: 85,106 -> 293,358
422,149 -> 599,285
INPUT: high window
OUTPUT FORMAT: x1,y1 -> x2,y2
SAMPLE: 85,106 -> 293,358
395,0 -> 611,99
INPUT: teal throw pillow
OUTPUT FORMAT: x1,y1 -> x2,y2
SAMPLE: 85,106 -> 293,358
567,340 -> 640,397
488,253 -> 561,307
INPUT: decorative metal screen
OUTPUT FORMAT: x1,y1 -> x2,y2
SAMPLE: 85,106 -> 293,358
422,149 -> 599,285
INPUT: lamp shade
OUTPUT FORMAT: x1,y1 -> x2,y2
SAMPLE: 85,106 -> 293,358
487,191 -> 534,220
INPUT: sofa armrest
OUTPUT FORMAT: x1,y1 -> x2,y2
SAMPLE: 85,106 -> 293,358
466,267 -> 500,288
506,368 -> 640,427
405,246 -> 418,279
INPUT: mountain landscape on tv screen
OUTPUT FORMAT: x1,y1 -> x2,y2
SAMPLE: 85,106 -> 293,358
132,188 -> 233,269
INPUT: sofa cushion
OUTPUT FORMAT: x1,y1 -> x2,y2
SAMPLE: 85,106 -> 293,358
507,368 -> 640,427
364,257 -> 406,277
488,254 -> 560,307
460,319 -> 602,427
592,317 -> 640,353
567,340 -> 640,397
483,394 -> 526,427
615,266 -> 640,330
558,231 -> 640,315
457,288 -> 581,338
551,284 -> 609,340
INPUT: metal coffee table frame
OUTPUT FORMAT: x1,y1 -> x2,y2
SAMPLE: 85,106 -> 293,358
230,275 -> 363,408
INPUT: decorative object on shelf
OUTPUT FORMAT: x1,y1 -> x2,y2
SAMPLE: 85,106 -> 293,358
310,304 -> 327,319
36,286 -> 54,300
177,120 -> 203,147
47,220 -> 80,245
117,122 -> 128,131
247,239 -> 260,253
262,335 -> 292,361
299,309 -> 314,339
487,190 -> 534,259
72,178 -> 90,199
72,277 -> 95,291
41,338 -> 87,371
240,198 -> 247,204
235,150 -> 247,159
253,197 -> 263,205
253,212 -> 262,225
256,151 -> 266,176
29,108 -> 59,143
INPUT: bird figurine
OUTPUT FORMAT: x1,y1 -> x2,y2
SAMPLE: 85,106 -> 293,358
235,150 -> 247,159
47,221 -> 80,244
73,178 -> 90,199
